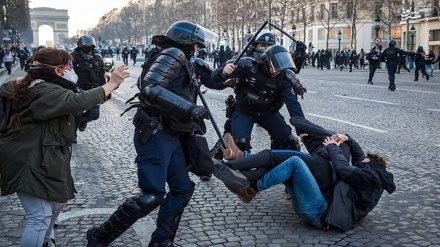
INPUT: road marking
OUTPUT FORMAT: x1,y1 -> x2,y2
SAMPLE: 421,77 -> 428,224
307,113 -> 388,133
351,83 -> 440,94
334,95 -> 399,105
427,108 -> 440,112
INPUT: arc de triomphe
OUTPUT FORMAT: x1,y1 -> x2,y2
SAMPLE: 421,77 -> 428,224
30,7 -> 69,47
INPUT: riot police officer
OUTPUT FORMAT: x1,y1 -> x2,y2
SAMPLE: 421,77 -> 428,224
122,46 -> 129,66
414,46 -> 430,81
380,40 -> 412,91
86,21 -> 217,247
71,35 -> 106,140
208,44 -> 306,158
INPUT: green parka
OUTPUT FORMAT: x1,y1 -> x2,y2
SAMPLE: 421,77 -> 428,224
0,78 -> 106,203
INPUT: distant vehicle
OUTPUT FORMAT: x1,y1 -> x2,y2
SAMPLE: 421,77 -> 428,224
103,53 -> 114,71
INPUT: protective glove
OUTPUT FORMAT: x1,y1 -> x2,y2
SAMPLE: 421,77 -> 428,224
189,105 -> 210,122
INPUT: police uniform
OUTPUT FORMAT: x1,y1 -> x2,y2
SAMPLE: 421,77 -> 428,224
87,21 -> 216,247
208,46 -> 305,154
71,49 -> 106,130
380,40 -> 412,91
414,46 -> 430,81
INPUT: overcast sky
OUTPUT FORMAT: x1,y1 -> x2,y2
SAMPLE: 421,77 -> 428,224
29,0 -> 130,38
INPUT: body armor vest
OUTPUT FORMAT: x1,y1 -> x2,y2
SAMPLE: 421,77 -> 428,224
72,52 -> 103,90
384,47 -> 398,61
235,67 -> 283,114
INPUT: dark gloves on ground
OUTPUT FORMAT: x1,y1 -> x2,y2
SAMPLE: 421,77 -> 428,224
189,105 -> 210,122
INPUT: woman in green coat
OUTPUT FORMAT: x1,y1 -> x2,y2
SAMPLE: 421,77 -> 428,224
0,48 -> 130,247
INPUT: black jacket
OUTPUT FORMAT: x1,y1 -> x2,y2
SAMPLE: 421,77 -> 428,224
325,141 -> 396,230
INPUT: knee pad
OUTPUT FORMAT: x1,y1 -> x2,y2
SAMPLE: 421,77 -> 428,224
271,134 -> 300,151
223,119 -> 232,134
235,137 -> 251,152
122,193 -> 160,219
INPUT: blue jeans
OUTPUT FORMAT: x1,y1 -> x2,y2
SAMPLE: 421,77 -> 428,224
17,192 -> 65,247
134,129 -> 193,241
257,156 -> 328,228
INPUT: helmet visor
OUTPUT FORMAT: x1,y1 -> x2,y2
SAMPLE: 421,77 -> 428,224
268,51 -> 296,72
196,24 -> 219,48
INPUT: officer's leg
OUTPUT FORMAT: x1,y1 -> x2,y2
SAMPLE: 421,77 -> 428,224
414,64 -> 420,81
257,113 -> 300,151
87,130 -> 173,247
149,144 -> 194,246
231,110 -> 254,153
388,64 -> 397,91
86,193 -> 160,247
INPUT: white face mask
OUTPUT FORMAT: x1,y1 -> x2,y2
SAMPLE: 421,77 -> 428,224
62,70 -> 78,83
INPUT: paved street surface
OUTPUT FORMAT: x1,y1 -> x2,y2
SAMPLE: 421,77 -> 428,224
1,60 -> 440,247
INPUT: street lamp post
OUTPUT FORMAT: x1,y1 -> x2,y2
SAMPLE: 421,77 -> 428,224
337,30 -> 342,51
291,25 -> 297,52
409,24 -> 416,51
292,25 -> 297,40
374,16 -> 381,38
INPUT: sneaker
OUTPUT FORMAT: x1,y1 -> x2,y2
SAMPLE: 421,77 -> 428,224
224,183 -> 258,204
389,84 -> 396,91
414,79 -> 418,81
221,133 -> 244,160
213,162 -> 250,189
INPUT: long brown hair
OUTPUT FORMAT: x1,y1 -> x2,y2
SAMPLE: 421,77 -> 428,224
8,48 -> 73,129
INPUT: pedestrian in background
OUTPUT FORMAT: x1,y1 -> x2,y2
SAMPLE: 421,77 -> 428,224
0,48 -> 129,247
17,47 -> 30,70
426,49 -> 435,77
0,47 -> 4,68
3,48 -> 13,75
414,46 -> 430,81
366,46 -> 381,84
359,48 -> 366,68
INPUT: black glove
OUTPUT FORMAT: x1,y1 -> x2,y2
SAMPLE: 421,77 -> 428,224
236,57 -> 256,70
189,105 -> 210,122
286,69 -> 306,99
293,81 -> 306,99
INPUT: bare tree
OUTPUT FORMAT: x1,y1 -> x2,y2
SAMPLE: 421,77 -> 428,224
339,0 -> 376,49
377,0 -> 402,41
293,0 -> 315,44
315,0 -> 342,49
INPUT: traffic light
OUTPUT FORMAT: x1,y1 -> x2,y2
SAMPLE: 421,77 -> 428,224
280,39 -> 283,45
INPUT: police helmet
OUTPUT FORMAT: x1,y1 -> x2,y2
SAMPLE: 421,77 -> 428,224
166,21 -> 212,48
417,46 -> 423,51
252,30 -> 276,45
388,40 -> 397,47
261,45 -> 296,73
77,35 -> 96,48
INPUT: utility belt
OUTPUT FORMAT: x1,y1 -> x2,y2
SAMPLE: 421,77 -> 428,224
133,111 -> 160,144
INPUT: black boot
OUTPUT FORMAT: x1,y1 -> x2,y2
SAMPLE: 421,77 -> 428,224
87,193 -> 160,247
149,184 -> 195,247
